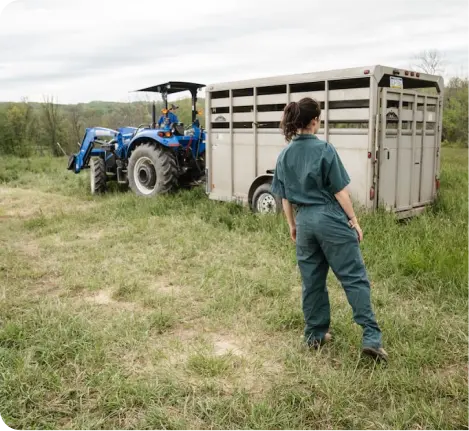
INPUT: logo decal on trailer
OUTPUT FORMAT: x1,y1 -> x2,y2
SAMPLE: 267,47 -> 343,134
214,115 -> 227,122
390,76 -> 403,89
386,110 -> 399,121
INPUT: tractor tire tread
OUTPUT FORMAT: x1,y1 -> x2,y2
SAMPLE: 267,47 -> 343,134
128,143 -> 178,196
154,145 -> 178,193
91,157 -> 107,194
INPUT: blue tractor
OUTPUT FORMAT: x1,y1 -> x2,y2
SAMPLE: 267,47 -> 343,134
67,81 -> 206,196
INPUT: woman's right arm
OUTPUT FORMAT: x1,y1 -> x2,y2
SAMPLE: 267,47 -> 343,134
335,187 -> 363,242
323,143 -> 363,242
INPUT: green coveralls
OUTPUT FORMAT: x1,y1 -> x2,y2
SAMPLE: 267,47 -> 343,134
271,134 -> 382,349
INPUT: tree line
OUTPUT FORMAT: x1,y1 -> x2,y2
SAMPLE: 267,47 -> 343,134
0,96 -> 204,157
0,50 -> 467,157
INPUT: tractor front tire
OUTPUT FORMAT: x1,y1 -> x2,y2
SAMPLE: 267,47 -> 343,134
128,143 -> 178,197
90,157 -> 107,194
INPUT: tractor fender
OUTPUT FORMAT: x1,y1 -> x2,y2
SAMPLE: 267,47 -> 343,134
127,130 -> 180,157
247,173 -> 274,207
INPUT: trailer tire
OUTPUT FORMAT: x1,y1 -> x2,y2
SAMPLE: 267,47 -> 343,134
90,157 -> 107,194
251,182 -> 282,214
128,143 -> 178,197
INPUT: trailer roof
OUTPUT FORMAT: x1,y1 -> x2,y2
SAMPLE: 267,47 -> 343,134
206,65 -> 443,93
135,81 -> 206,94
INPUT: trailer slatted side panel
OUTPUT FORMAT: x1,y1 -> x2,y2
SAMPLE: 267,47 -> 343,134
207,79 -> 373,208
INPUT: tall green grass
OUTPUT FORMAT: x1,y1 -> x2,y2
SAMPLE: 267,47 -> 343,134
0,148 -> 467,429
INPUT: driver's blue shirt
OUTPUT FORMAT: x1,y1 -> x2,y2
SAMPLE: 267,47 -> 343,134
158,112 -> 179,127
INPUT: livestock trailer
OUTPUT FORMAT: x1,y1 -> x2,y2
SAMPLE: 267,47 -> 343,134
204,65 -> 444,218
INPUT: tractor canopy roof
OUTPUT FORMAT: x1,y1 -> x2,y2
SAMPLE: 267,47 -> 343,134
135,81 -> 205,95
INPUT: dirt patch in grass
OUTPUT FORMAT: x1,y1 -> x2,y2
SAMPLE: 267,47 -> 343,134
29,278 -> 62,297
75,230 -> 104,241
153,279 -> 183,295
162,326 -> 283,395
13,240 -> 42,258
83,289 -> 137,311
212,333 -> 246,357
0,186 -> 96,219
424,363 -> 469,379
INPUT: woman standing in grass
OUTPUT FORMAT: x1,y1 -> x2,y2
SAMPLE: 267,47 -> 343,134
271,97 -> 387,361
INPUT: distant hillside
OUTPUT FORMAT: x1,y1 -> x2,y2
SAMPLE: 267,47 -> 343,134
0,97 -> 205,125
0,97 -> 206,156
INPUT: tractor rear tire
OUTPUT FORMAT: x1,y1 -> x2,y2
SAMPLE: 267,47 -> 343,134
90,157 -> 107,194
128,143 -> 178,197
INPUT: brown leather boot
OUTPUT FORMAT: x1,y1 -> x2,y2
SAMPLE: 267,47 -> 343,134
362,346 -> 388,362
307,332 -> 332,349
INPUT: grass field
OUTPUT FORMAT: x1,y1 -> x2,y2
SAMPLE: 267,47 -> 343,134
0,148 -> 467,430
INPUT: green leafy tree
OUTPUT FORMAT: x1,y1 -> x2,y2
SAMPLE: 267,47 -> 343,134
442,77 -> 468,147
3,100 -> 35,157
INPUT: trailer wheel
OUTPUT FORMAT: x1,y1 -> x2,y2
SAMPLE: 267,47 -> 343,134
251,182 -> 282,214
128,143 -> 178,197
90,157 -> 107,194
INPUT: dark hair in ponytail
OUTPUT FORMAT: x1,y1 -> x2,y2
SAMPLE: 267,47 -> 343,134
280,97 -> 321,141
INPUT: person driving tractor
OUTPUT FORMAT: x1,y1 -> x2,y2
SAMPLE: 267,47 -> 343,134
158,103 -> 179,128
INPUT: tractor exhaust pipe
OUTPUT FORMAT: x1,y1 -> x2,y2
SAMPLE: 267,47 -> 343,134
151,101 -> 156,129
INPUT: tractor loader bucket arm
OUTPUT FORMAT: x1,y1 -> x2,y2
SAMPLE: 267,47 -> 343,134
68,127 -> 118,174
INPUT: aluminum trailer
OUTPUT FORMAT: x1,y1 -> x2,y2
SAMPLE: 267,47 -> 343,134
204,65 -> 444,218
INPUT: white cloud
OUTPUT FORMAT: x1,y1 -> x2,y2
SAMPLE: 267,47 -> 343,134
0,0 -> 467,103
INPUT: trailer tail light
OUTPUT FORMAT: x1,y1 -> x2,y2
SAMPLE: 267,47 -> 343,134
436,178 -> 440,190
416,73 -> 420,77
364,70 -> 370,75
405,70 -> 409,76
368,151 -> 372,159
370,186 -> 375,200
410,71 -> 415,77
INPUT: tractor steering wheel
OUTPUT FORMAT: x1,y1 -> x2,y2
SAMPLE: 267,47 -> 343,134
133,124 -> 151,137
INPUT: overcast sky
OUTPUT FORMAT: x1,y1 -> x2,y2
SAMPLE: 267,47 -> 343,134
0,0 -> 467,104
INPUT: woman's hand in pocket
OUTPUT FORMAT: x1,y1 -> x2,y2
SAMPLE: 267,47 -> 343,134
290,225 -> 297,242
354,223 -> 363,242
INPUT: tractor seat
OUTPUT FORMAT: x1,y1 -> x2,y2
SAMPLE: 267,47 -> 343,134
173,123 -> 185,136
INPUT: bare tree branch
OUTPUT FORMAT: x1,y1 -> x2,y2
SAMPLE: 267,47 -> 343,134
413,49 -> 446,75
41,95 -> 63,156
69,104 -> 83,145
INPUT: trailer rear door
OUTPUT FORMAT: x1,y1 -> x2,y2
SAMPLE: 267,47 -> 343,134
377,86 -> 441,214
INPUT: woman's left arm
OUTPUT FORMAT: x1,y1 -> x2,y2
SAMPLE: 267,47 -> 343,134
282,198 -> 296,242
271,159 -> 296,241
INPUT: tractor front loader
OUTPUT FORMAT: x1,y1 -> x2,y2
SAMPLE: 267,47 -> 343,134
67,126 -> 137,194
